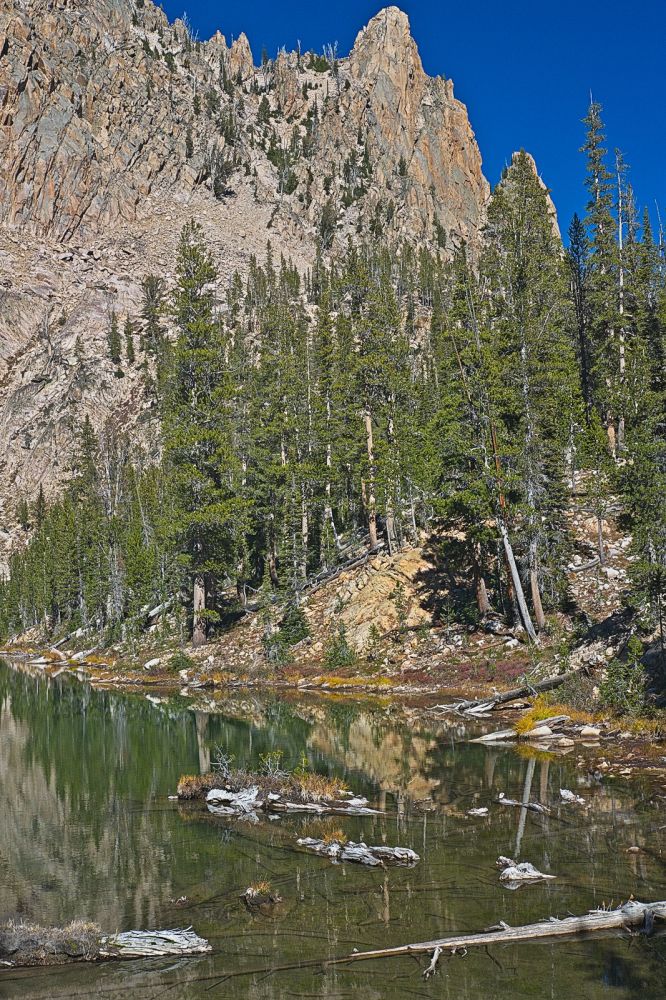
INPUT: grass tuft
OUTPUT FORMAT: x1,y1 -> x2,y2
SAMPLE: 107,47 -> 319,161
514,695 -> 596,735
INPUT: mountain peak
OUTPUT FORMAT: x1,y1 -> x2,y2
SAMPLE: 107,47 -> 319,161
350,7 -> 423,79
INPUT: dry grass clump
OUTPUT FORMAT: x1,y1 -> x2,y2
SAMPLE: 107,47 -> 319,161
321,828 -> 347,845
0,919 -> 101,966
177,773 -> 222,799
292,771 -> 345,803
514,695 -> 596,735
178,766 -> 346,804
250,880 -> 273,895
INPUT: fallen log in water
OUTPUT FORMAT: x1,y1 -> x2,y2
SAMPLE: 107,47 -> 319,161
496,792 -> 550,814
296,837 -> 419,867
496,856 -> 556,883
436,666 -> 587,715
0,920 -> 211,968
323,900 -> 666,979
204,785 -> 381,819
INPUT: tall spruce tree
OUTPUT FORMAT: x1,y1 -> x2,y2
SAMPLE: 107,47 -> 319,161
582,102 -> 621,452
481,152 -> 579,632
162,221 -> 242,645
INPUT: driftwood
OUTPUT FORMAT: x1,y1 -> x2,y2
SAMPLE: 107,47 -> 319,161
322,900 -> 666,979
99,928 -> 211,959
438,666 -> 586,715
496,792 -> 550,814
497,855 -> 556,883
560,788 -> 585,805
296,837 -> 419,867
0,921 -> 210,968
205,786 -> 381,820
569,556 -> 601,573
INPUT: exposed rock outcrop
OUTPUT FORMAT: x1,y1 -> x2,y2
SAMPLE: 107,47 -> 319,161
0,1 -> 499,566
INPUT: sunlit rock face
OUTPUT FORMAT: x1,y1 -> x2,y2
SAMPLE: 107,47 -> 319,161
0,2 -> 492,562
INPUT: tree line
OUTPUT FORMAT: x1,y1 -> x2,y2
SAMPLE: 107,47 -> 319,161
1,104 -> 664,659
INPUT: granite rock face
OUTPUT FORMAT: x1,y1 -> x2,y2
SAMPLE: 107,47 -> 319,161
0,2 -> 489,245
0,1 -> 512,564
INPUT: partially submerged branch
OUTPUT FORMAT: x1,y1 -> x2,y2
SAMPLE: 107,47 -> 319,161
0,920 -> 210,968
296,837 -> 419,867
323,900 -> 666,977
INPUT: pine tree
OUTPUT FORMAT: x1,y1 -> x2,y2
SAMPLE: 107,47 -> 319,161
567,213 -> 593,417
162,221 -> 243,645
124,317 -> 136,364
481,152 -> 580,633
582,101 -> 621,452
107,311 -> 122,367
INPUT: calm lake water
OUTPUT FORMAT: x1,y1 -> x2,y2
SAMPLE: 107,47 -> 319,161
0,658 -> 664,999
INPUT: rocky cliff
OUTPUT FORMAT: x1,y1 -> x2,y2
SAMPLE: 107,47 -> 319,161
0,1 -> 491,566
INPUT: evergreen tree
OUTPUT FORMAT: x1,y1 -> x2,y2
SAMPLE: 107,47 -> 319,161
582,101 -> 621,452
107,311 -> 122,366
162,221 -> 243,645
124,317 -> 136,364
481,152 -> 580,632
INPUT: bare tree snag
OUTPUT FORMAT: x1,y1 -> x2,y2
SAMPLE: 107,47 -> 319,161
363,408 -> 378,549
192,573 -> 206,647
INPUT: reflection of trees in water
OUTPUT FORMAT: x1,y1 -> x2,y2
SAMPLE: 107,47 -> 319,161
1,665 -> 665,1000
0,663 -> 199,929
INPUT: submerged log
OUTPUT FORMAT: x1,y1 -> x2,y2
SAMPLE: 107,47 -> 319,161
0,920 -> 211,968
496,792 -> 550,814
296,837 -> 419,867
323,900 -> 666,978
99,928 -> 211,959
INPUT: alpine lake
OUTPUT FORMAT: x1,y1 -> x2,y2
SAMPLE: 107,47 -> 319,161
0,657 -> 664,999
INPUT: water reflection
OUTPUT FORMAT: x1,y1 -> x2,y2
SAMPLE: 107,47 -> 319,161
0,659 -> 664,999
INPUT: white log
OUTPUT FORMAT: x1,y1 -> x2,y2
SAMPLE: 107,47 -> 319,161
470,729 -> 517,744
206,786 -> 261,812
560,788 -> 585,805
297,838 -> 419,867
497,793 -> 549,815
204,786 -> 381,818
497,856 -> 556,882
100,927 -> 211,958
325,900 -> 666,974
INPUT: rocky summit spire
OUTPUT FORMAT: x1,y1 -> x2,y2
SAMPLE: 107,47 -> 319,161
349,6 -> 424,81
0,1 -> 492,565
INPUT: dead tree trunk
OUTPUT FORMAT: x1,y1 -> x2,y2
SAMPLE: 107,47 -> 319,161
363,408 -> 378,549
192,573 -> 206,647
435,664 -> 586,713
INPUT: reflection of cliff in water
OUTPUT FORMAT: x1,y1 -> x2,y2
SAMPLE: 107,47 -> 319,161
0,663 -> 199,928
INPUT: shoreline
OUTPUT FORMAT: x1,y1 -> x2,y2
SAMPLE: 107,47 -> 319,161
2,647 -> 665,791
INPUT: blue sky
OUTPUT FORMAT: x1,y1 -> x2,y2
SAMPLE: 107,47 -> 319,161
161,1 -> 666,238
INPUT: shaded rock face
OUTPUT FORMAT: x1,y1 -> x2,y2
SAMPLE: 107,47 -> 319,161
0,1 -> 497,564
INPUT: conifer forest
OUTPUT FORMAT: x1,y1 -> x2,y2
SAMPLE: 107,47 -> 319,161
2,108 -> 665,681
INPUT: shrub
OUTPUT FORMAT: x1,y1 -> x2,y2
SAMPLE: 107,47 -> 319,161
280,603 -> 310,645
259,750 -> 288,779
262,602 -> 310,664
324,623 -> 357,670
168,650 -> 195,672
599,637 -> 652,716
211,746 -> 235,777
